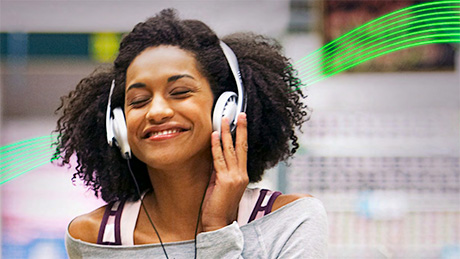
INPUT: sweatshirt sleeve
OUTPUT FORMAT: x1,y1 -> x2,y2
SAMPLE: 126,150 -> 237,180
262,197 -> 328,259
65,229 -> 84,259
195,198 -> 328,259
196,221 -> 244,258
280,198 -> 328,258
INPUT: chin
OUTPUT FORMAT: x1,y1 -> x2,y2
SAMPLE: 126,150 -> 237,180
147,150 -> 211,169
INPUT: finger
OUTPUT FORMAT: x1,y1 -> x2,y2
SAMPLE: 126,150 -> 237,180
211,131 -> 228,172
220,117 -> 238,171
235,112 -> 248,170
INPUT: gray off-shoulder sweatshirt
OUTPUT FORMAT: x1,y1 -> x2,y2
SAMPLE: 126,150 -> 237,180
66,197 -> 328,258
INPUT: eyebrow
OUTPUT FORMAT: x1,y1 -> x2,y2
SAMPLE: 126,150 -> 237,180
127,74 -> 195,92
167,74 -> 195,82
127,82 -> 146,92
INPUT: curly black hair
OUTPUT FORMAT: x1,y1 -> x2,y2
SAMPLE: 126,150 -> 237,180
54,9 -> 309,202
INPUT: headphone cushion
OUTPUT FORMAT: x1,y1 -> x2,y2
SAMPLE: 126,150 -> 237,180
112,108 -> 131,159
212,91 -> 238,135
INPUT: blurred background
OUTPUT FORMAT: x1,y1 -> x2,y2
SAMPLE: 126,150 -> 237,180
1,0 -> 459,258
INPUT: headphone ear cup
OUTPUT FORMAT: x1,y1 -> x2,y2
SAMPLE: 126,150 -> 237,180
106,115 -> 115,146
212,91 -> 238,136
112,108 -> 131,159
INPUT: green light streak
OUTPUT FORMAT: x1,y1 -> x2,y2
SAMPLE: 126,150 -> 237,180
297,7 -> 459,74
297,12 -> 459,77
294,0 -> 459,69
0,152 -> 55,181
301,29 -> 460,85
0,146 -> 54,169
0,141 -> 53,160
0,134 -> 57,152
299,20 -> 459,82
291,0 -> 460,90
0,148 -> 55,172
0,135 -> 57,184
0,156 -> 59,185
302,34 -> 460,86
293,38 -> 459,91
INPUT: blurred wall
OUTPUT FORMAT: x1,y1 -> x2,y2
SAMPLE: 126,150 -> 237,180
0,0 -> 290,119
1,0 -> 288,34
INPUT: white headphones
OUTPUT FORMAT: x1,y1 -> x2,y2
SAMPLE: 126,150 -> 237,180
106,41 -> 246,159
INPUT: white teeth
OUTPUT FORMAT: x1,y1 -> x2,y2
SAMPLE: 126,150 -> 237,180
149,129 -> 180,137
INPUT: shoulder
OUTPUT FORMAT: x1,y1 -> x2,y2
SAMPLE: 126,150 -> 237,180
68,205 -> 108,243
270,193 -> 328,235
271,193 -> 327,225
272,193 -> 315,212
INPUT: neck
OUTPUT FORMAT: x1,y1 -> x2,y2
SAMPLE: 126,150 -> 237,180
143,151 -> 212,233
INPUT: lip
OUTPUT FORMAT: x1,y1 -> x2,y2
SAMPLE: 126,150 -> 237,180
145,130 -> 186,141
142,123 -> 190,139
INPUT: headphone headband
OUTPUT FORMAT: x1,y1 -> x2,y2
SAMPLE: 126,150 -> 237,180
219,41 -> 247,122
106,79 -> 116,146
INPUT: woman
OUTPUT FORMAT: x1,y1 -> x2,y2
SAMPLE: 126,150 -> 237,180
55,9 -> 328,258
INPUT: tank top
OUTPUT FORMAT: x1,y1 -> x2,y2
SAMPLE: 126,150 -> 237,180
97,188 -> 281,245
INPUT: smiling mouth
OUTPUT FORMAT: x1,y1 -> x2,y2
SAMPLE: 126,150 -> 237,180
144,129 -> 188,139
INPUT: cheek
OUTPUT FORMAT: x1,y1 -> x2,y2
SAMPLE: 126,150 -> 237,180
201,99 -> 215,130
125,110 -> 143,142
190,106 -> 212,134
183,95 -> 213,125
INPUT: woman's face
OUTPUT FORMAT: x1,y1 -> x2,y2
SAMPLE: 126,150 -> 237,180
124,45 -> 214,168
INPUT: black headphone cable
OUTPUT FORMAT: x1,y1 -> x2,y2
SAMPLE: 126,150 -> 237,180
127,157 -> 209,259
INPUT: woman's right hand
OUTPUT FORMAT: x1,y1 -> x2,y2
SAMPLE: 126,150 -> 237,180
201,113 -> 249,232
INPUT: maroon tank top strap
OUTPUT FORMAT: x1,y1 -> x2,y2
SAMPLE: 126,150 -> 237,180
248,189 -> 267,223
97,199 -> 126,245
264,190 -> 282,215
97,201 -> 114,244
247,189 -> 282,223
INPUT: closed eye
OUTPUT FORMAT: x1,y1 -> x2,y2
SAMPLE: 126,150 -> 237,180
129,98 -> 150,107
170,89 -> 192,97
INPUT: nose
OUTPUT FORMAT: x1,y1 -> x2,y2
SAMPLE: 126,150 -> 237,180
145,95 -> 174,123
